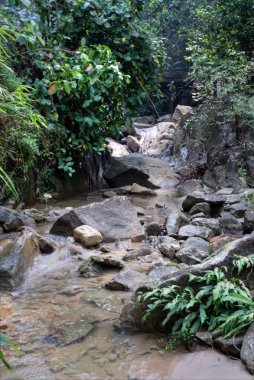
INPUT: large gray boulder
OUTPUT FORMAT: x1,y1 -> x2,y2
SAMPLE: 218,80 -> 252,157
241,322 -> 254,374
0,206 -> 35,232
117,233 -> 254,332
104,154 -> 179,189
176,237 -> 211,265
50,196 -> 143,242
0,229 -> 40,290
105,269 -> 145,291
166,210 -> 189,236
178,225 -> 214,241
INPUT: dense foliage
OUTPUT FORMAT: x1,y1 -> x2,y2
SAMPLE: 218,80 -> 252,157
187,0 -> 254,129
1,0 -> 163,180
137,254 -> 254,344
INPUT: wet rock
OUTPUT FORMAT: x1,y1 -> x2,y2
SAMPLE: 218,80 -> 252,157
209,236 -> 238,252
102,191 -> 117,198
0,229 -> 40,290
226,203 -> 247,218
78,256 -> 124,277
130,183 -> 156,196
156,236 -> 180,259
219,213 -> 243,236
135,206 -> 146,216
172,105 -> 193,123
47,207 -> 73,222
190,212 -> 207,221
145,223 -> 162,237
189,203 -> 211,216
100,245 -> 111,253
131,234 -> 145,243
105,269 -> 145,291
157,114 -> 172,123
74,225 -> 103,247
50,196 -> 143,242
104,154 -> 179,189
38,235 -> 61,254
216,188 -> 234,195
178,225 -> 214,241
177,179 -> 204,197
132,122 -> 154,129
182,194 -> 225,214
68,244 -> 86,256
243,205 -> 254,233
123,247 -> 153,261
146,265 -> 180,286
44,319 -> 94,347
191,218 -> 221,235
0,206 -> 35,232
176,237 -> 211,265
214,335 -> 243,357
166,210 -> 189,237
105,137 -> 130,157
126,136 -> 140,153
117,234 -> 254,332
241,322 -> 254,374
22,208 -> 45,223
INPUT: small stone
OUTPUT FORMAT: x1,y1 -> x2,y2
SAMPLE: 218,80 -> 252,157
100,245 -> 111,253
166,210 -> 189,236
189,202 -> 210,216
123,246 -> 152,261
102,191 -> 117,198
155,202 -> 164,208
74,225 -> 103,247
219,213 -> 243,236
131,234 -> 145,243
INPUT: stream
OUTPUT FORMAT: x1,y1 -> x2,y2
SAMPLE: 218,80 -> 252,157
0,191 -> 253,380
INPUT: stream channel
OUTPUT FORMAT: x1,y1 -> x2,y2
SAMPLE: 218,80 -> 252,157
0,190 -> 252,380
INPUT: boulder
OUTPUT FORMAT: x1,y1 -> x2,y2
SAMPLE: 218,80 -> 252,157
104,154 -> 179,189
105,269 -> 145,291
178,225 -> 214,241
105,137 -> 130,157
38,235 -> 61,254
244,205 -> 254,233
131,115 -> 155,124
0,206 -> 35,232
123,247 -> 153,261
22,208 -> 45,223
145,265 -> 180,287
172,105 -> 193,123
145,223 -> 162,237
241,322 -> 254,374
209,236 -> 238,252
78,256 -> 124,277
176,237 -> 211,265
157,236 -> 180,259
50,196 -> 143,242
130,183 -> 156,196
219,213 -> 243,236
117,233 -> 254,332
214,335 -> 243,358
126,136 -> 140,153
177,179 -> 204,197
189,203 -> 211,216
73,225 -> 103,247
166,210 -> 189,237
0,229 -> 40,290
182,194 -> 225,215
191,218 -> 221,235
226,203 -> 247,218
102,191 -> 117,198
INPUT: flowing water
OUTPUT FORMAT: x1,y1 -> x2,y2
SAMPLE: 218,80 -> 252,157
0,191 -> 252,380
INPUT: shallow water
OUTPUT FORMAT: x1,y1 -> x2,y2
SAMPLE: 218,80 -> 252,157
0,191 -> 252,380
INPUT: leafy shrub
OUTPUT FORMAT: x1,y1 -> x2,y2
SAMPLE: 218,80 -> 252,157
3,0 -> 164,176
137,255 -> 254,342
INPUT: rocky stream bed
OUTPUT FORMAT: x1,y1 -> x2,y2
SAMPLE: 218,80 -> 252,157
0,106 -> 254,379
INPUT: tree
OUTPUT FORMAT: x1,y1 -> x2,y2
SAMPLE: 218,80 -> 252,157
2,0 -> 164,176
